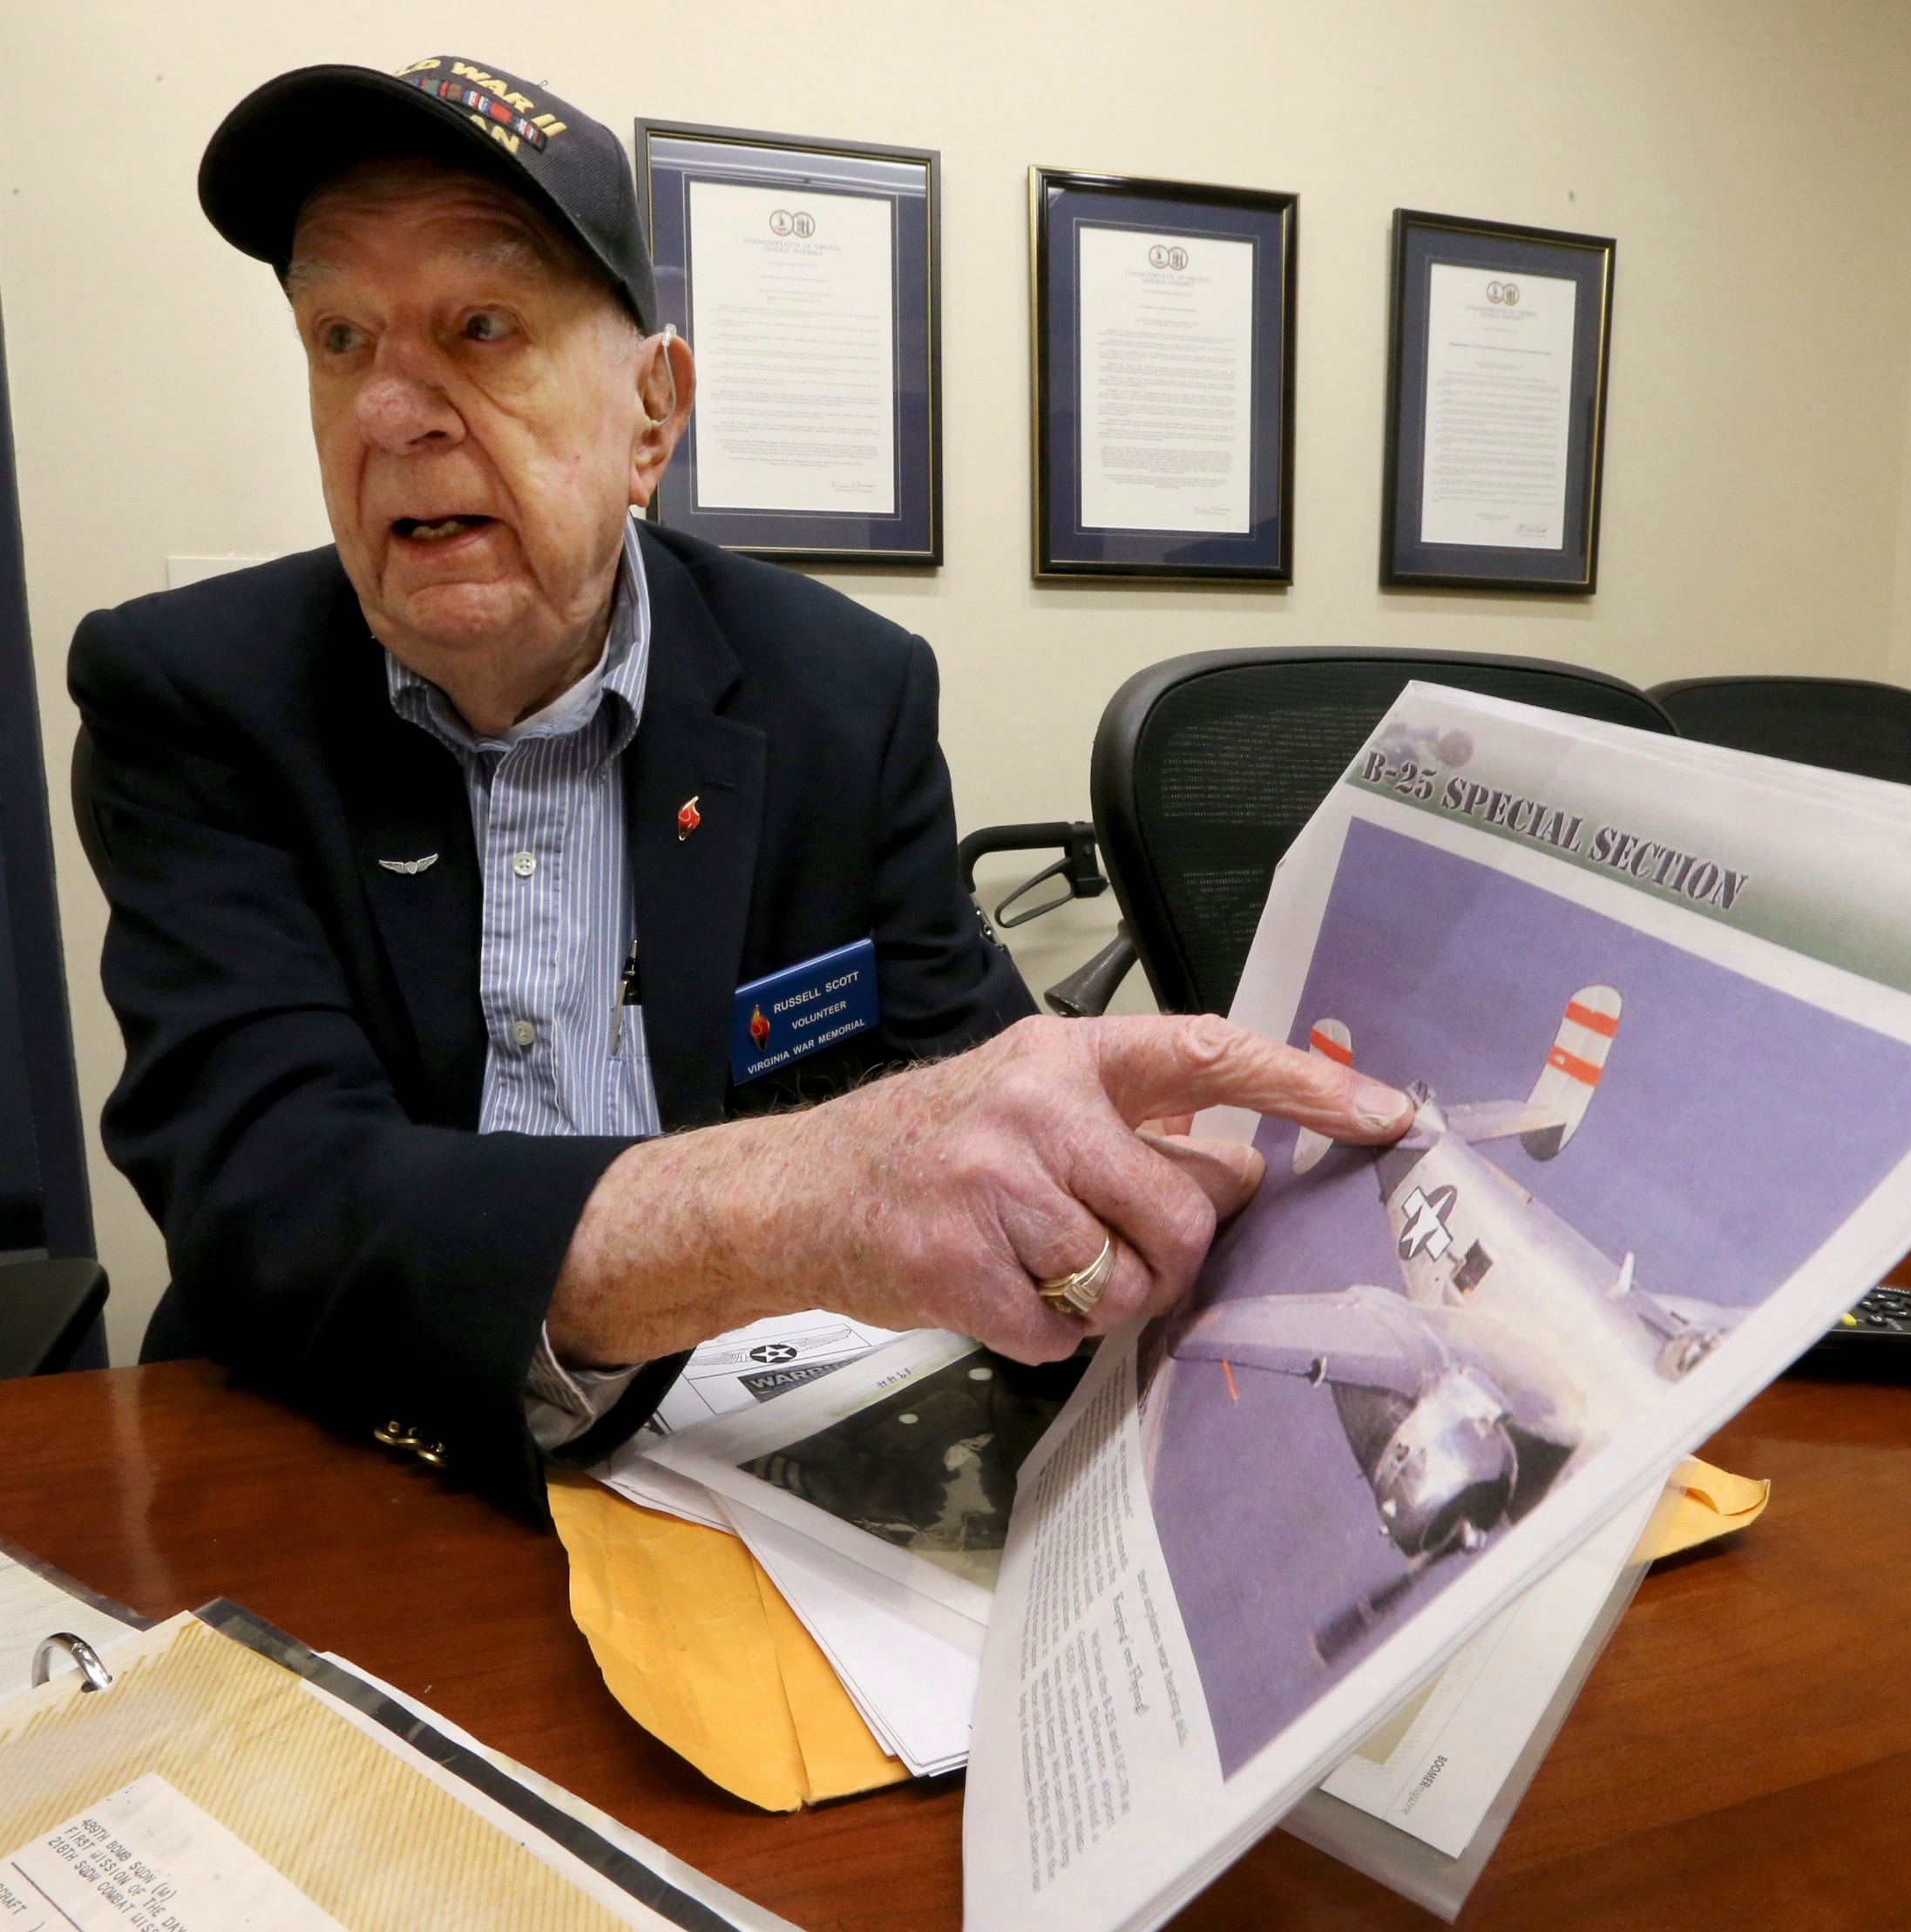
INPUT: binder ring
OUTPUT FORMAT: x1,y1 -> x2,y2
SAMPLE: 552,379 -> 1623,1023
31,1631 -> 115,1693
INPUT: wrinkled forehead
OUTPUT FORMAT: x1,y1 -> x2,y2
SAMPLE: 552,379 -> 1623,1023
287,154 -> 586,294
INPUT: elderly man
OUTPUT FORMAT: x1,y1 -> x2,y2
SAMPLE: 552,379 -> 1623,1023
71,57 -> 1409,1515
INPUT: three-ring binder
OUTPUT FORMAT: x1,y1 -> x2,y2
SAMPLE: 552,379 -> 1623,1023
28,1630 -> 114,1692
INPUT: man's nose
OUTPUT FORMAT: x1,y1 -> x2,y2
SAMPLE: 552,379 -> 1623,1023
354,349 -> 463,454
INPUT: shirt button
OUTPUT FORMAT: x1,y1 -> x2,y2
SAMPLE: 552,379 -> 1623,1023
511,1019 -> 538,1047
512,851 -> 537,878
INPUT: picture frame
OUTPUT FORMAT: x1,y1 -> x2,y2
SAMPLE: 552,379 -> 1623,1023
1030,167 -> 1296,583
1381,209 -> 1616,593
636,120 -> 941,566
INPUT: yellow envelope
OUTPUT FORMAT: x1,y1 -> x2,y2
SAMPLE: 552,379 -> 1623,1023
1648,1455 -> 1772,1558
547,1473 -> 908,1811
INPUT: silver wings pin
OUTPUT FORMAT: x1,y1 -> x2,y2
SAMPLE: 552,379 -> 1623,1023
377,854 -> 440,876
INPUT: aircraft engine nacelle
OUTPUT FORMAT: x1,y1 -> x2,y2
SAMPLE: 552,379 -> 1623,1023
1369,1366 -> 1518,1559
1658,1326 -> 1725,1379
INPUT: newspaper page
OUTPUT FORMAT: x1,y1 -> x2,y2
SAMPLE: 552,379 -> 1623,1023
648,1332 -> 1075,1620
595,1310 -> 901,1528
963,685 -> 1911,1931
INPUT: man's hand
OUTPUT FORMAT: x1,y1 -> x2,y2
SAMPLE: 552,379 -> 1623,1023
548,1014 -> 1411,1369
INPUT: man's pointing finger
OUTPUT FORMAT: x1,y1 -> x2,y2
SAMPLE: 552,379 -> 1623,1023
1090,1013 -> 1413,1141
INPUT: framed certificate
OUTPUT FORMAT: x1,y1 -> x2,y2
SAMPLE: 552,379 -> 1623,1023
637,121 -> 941,565
1381,210 -> 1616,593
1030,168 -> 1295,583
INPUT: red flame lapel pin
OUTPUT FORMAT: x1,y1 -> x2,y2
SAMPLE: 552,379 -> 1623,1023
677,795 -> 701,842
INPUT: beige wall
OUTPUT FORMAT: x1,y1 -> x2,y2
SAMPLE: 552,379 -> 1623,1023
7,1 -> 1911,1360
1891,350 -> 1911,685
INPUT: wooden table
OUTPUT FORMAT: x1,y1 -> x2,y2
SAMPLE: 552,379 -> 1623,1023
1,1363 -> 1906,1931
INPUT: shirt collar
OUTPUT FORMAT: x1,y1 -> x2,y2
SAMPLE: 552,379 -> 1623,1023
385,510 -> 652,763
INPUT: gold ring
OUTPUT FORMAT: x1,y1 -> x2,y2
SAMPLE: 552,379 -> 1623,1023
1034,1233 -> 1115,1318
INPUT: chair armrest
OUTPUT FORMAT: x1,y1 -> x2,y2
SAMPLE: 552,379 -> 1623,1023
0,1257 -> 109,1376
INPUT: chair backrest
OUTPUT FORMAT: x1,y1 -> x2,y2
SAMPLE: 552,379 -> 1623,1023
0,853 -> 44,1257
0,299 -> 108,1373
1090,647 -> 1678,1015
0,299 -> 95,1268
1649,676 -> 1911,785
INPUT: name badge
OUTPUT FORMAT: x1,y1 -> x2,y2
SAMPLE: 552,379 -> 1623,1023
731,939 -> 879,1084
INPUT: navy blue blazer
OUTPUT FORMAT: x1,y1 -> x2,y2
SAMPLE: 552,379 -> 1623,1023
69,524 -> 1033,1517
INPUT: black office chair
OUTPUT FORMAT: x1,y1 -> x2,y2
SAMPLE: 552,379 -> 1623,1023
1649,676 -> 1911,784
0,855 -> 108,1378
0,297 -> 108,1375
1091,648 -> 1679,1015
0,886 -> 105,1373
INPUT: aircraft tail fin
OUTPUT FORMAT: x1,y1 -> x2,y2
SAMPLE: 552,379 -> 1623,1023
1294,1019 -> 1352,1173
1520,984 -> 1621,1160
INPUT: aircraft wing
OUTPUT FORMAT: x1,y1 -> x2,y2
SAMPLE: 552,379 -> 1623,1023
1174,1285 -> 1584,1449
1444,1101 -> 1566,1146
1170,1284 -> 1457,1400
1643,1291 -> 1743,1335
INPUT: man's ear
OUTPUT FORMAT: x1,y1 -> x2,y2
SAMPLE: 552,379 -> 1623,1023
629,330 -> 696,510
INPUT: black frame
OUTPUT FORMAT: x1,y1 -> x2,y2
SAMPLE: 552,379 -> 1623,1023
0,299 -> 93,1261
1381,208 -> 1615,593
1031,167 -> 1296,584
637,119 -> 942,566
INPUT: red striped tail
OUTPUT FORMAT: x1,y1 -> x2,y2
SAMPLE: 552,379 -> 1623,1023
1521,984 -> 1622,1160
1294,1019 -> 1352,1174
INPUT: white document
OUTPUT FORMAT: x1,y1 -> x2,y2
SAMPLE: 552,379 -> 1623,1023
964,685 -> 1911,1932
649,1309 -> 903,1435
0,1548 -> 139,1699
595,1309 -> 901,1529
1077,224 -> 1255,534
688,180 -> 896,515
620,1323 -> 1078,1779
722,1499 -> 981,1779
1420,262 -> 1577,548
3,1774 -> 347,1931
647,1330 -> 1051,1624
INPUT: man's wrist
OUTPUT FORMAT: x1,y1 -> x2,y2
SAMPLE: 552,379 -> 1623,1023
546,1116 -> 815,1365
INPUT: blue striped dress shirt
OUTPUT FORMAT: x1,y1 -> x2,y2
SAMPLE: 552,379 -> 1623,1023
385,509 -> 659,1446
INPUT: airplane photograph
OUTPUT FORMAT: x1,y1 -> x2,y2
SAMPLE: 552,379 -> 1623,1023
1138,816 -> 1911,1779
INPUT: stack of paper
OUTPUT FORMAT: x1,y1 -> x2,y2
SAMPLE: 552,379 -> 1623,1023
599,1325 -> 1077,1777
599,1309 -> 903,1530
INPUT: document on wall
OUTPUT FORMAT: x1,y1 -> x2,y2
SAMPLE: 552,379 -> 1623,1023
962,686 -> 1911,1932
1420,262 -> 1576,548
1077,224 -> 1255,534
688,179 -> 897,516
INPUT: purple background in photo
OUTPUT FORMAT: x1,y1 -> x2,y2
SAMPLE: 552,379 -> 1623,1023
1151,817 -> 1911,1779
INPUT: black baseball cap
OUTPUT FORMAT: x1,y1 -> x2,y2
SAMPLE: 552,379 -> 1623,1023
198,56 -> 656,332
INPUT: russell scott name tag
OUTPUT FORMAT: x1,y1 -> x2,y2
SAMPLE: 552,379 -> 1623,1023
731,938 -> 878,1085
